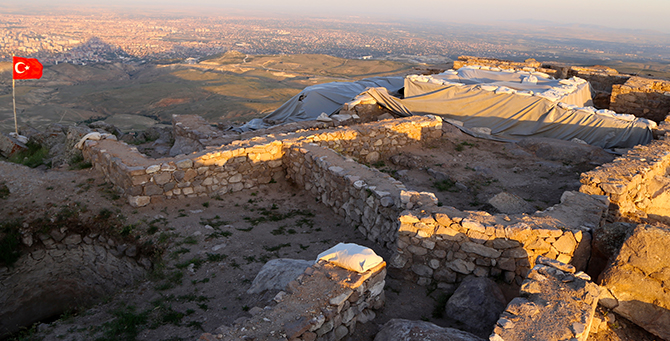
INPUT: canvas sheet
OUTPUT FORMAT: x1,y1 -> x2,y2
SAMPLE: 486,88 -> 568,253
363,83 -> 654,149
235,76 -> 404,132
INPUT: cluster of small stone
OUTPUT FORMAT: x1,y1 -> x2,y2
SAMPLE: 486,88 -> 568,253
81,116 -> 443,208
389,191 -> 606,289
610,76 -> 670,122
200,260 -> 386,341
580,137 -> 670,220
0,228 -> 147,335
490,256 -> 600,341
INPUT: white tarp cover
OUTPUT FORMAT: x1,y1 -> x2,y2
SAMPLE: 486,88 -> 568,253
361,68 -> 654,149
316,243 -> 384,273
235,76 -> 404,132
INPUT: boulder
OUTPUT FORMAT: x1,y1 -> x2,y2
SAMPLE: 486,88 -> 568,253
488,192 -> 535,214
445,276 -> 506,336
246,258 -> 313,294
599,224 -> 670,340
374,319 -> 485,341
0,133 -> 27,158
517,137 -> 614,165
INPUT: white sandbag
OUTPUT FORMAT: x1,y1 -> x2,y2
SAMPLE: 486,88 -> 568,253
75,132 -> 115,149
317,243 -> 384,273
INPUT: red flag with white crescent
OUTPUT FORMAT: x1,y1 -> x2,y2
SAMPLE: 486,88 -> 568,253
13,56 -> 43,80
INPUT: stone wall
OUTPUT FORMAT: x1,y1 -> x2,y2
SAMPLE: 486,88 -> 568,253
579,137 -> 670,222
490,256 -> 600,341
610,76 -> 670,123
599,224 -> 670,340
452,56 -> 552,75
82,116 -> 443,208
284,144 -> 407,248
389,191 -> 608,289
0,229 -> 148,336
200,259 -> 386,341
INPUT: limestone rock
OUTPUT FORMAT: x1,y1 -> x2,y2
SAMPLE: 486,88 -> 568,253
488,192 -> 535,214
599,224 -> 670,340
374,319 -> 485,341
246,258 -> 313,294
445,276 -> 506,336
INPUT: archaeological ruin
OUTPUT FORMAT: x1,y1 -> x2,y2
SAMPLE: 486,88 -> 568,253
2,56 -> 670,340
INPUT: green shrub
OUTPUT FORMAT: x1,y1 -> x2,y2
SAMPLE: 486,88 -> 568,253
8,141 -> 48,168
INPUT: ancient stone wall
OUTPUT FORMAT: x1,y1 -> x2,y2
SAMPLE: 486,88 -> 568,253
284,144 -> 406,248
0,229 -> 148,335
452,56 -> 552,74
490,256 -> 600,341
610,76 -> 670,123
82,116 -> 443,208
580,137 -> 670,222
200,259 -> 386,341
389,191 -> 608,289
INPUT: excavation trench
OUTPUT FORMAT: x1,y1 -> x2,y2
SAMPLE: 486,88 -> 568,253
0,221 -> 150,337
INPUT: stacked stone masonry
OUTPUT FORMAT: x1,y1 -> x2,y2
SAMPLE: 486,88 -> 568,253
200,259 -> 386,341
490,256 -> 600,341
580,136 -> 670,222
0,229 -> 148,335
82,116 -> 443,208
610,76 -> 670,123
389,191 -> 608,288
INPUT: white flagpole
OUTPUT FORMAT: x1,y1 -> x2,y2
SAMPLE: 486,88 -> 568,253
12,78 -> 18,135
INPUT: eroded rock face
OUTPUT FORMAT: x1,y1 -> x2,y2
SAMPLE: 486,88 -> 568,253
246,258 -> 313,294
0,241 -> 146,336
599,224 -> 670,340
374,319 -> 485,341
444,276 -> 506,336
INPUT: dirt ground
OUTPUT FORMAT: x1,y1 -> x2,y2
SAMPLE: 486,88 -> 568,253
0,125 -> 656,341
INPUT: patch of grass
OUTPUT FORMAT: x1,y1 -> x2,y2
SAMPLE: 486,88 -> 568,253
454,141 -> 476,152
0,220 -> 22,267
243,255 -> 256,264
169,247 -> 190,260
206,253 -> 227,262
202,202 -> 209,208
176,256 -> 204,270
433,179 -> 458,192
69,153 -> 92,170
0,182 -> 9,199
95,305 -> 148,341
199,216 -> 228,228
8,141 -> 48,168
181,236 -> 198,245
263,243 -> 291,252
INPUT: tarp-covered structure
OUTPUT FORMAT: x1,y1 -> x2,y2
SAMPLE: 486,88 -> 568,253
235,66 -> 654,149
235,76 -> 403,132
359,67 -> 655,149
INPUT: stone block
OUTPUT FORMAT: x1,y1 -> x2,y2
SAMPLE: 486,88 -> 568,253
599,224 -> 670,340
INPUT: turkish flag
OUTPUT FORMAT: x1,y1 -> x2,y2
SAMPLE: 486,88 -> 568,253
13,56 -> 43,80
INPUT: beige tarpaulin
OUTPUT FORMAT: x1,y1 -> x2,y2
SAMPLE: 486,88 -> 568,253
361,69 -> 654,149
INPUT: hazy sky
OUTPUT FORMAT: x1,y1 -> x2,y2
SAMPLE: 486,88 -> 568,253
9,0 -> 670,33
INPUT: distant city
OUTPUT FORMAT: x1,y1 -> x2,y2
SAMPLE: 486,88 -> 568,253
1,11 -> 670,66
